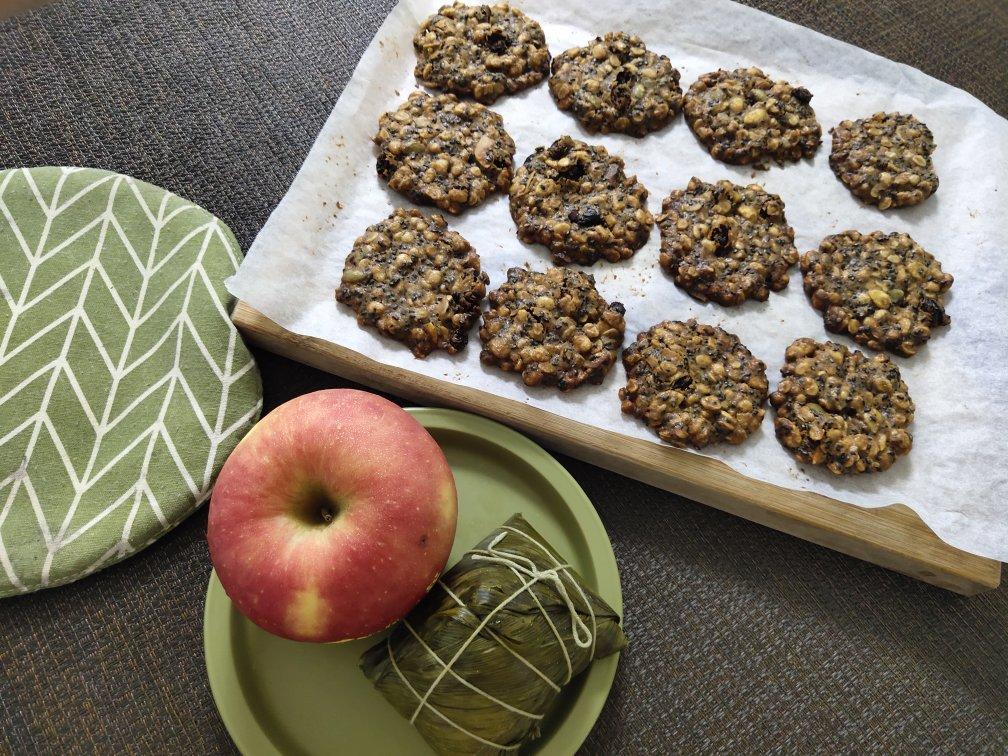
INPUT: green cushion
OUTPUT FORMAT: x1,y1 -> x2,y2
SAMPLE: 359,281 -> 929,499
0,167 -> 262,596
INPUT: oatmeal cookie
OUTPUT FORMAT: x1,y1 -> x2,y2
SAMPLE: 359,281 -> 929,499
509,136 -> 653,265
658,177 -> 798,305
770,338 -> 914,474
479,267 -> 625,390
801,230 -> 953,357
336,209 -> 488,357
413,3 -> 550,104
374,91 -> 516,214
683,67 -> 821,166
620,319 -> 768,448
829,112 -> 938,209
548,32 -> 682,137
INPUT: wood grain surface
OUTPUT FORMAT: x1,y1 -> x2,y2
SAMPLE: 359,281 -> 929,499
233,301 -> 1001,595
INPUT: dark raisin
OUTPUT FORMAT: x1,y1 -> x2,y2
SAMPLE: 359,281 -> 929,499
709,222 -> 732,255
548,140 -> 572,159
376,153 -> 396,178
672,374 -> 693,390
448,330 -> 468,350
485,29 -> 511,54
568,205 -> 603,227
603,163 -> 622,184
920,297 -> 948,327
611,69 -> 636,112
557,161 -> 586,181
610,301 -> 626,316
792,87 -> 813,106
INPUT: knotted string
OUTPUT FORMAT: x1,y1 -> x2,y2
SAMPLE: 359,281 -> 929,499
470,531 -> 593,650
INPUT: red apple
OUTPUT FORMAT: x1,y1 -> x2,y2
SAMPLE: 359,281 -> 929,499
208,389 -> 457,642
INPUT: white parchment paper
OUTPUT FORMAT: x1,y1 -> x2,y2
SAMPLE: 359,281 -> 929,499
229,0 -> 1008,560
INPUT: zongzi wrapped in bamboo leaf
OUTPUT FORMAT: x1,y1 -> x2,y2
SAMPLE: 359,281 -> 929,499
359,513 -> 626,755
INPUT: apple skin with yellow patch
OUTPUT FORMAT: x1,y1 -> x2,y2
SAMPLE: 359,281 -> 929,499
208,389 -> 457,643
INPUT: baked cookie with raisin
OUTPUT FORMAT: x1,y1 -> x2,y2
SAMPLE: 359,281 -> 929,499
801,230 -> 953,357
658,177 -> 798,305
770,338 -> 915,474
374,91 -> 515,214
413,3 -> 550,104
683,67 -> 821,167
337,209 -> 488,357
509,136 -> 653,265
620,319 -> 768,448
829,112 -> 938,209
548,31 -> 682,137
479,267 -> 625,390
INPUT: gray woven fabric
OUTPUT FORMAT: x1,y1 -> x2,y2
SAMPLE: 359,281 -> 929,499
1,0 -> 1006,753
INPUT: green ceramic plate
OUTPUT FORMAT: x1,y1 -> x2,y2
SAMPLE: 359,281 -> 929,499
203,407 -> 622,755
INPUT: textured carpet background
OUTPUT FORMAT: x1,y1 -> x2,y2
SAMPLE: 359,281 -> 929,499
1,0 -> 1006,753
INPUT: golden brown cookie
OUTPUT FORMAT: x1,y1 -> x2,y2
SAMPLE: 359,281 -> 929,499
801,230 -> 953,357
770,338 -> 915,474
374,91 -> 515,214
548,32 -> 682,137
620,319 -> 768,448
509,136 -> 653,265
413,3 -> 550,104
829,112 -> 938,209
658,177 -> 798,306
337,209 -> 488,357
479,267 -> 625,390
683,67 -> 821,166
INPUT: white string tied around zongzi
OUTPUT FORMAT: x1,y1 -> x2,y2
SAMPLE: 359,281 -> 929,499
392,524 -> 599,750
471,532 -> 594,650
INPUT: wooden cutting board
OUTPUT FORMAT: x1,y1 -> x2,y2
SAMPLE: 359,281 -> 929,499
232,301 -> 1001,595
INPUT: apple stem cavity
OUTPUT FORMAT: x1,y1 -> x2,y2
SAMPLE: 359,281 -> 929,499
298,486 -> 341,527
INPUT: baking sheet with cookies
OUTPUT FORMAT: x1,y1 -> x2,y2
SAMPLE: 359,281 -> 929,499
229,0 -> 1008,561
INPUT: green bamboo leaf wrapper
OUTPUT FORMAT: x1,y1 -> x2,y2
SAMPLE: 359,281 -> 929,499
360,513 -> 627,755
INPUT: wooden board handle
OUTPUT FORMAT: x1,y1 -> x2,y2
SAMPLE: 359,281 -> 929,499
232,301 -> 1001,595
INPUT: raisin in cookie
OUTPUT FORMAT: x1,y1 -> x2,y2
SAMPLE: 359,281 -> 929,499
801,230 -> 953,357
658,177 -> 798,305
548,32 -> 682,137
374,91 -> 515,214
479,267 -> 625,390
683,67 -> 821,166
509,136 -> 653,265
413,3 -> 550,104
829,112 -> 938,209
337,209 -> 488,357
770,338 -> 914,474
620,319 -> 768,448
